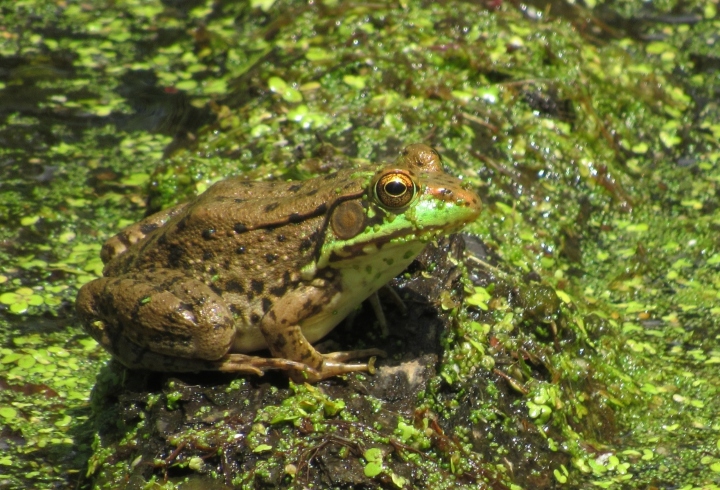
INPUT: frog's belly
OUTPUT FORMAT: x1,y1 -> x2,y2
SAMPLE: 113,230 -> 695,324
230,241 -> 425,354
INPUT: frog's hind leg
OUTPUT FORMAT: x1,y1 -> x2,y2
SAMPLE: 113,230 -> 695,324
76,271 -> 237,369
98,330 -> 319,377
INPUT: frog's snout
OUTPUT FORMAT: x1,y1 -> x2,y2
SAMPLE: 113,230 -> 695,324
430,184 -> 482,222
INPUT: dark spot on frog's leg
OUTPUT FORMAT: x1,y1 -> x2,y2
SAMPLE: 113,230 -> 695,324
153,274 -> 180,292
127,297 -> 144,327
234,198 -> 247,204
287,184 -> 302,193
265,253 -> 278,264
305,189 -> 318,197
277,234 -> 286,243
140,223 -> 159,235
250,279 -> 264,295
167,244 -> 184,267
210,283 -> 223,296
273,336 -> 287,351
202,229 -> 216,240
261,297 -> 273,313
270,283 -> 287,297
225,279 -> 244,293
116,232 -> 132,248
203,251 -> 213,261
299,238 -> 313,253
234,222 -> 248,234
175,216 -> 189,232
151,329 -> 193,346
250,313 -> 261,324
288,213 -> 302,224
264,202 -> 280,212
236,245 -> 246,254
323,173 -> 336,181
317,268 -> 337,281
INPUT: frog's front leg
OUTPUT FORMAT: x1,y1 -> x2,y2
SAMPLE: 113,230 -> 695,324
260,283 -> 385,382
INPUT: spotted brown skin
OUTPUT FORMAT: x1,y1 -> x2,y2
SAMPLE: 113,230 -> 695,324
76,143 -> 481,381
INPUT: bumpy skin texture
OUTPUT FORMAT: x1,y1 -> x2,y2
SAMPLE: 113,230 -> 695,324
76,144 -> 481,381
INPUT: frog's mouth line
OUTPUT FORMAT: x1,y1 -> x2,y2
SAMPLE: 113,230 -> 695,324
326,222 -> 464,264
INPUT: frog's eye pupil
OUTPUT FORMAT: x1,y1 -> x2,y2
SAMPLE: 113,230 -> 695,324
375,171 -> 416,208
384,180 -> 407,197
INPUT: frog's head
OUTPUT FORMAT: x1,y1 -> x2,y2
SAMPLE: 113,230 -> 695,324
316,144 -> 481,270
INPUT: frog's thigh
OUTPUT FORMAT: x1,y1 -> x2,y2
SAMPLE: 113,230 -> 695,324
78,270 -> 235,362
259,285 -> 380,381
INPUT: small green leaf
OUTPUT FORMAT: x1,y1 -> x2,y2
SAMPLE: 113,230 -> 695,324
391,473 -> 408,487
121,173 -> 150,186
251,0 -> 276,11
17,355 -> 36,369
364,447 -> 382,462
343,75 -> 366,90
204,78 -> 227,94
188,456 -> 204,471
364,461 -> 382,477
268,76 -> 287,93
466,286 -> 492,310
175,79 -> 197,91
306,47 -> 333,61
0,407 -> 18,421
20,215 -> 40,226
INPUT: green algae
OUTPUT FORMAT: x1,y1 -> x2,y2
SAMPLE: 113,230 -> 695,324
0,0 -> 718,488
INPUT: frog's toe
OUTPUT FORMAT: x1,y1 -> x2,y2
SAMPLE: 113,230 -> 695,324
289,351 -> 383,382
321,348 -> 386,362
215,354 -> 320,378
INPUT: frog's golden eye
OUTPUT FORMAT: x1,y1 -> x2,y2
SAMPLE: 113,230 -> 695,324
375,171 -> 416,208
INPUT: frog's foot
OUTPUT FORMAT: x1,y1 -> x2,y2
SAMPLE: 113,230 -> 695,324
214,354 -> 321,378
288,349 -> 386,383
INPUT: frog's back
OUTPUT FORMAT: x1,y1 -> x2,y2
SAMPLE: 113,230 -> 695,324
101,169 -> 368,303
189,169 -> 366,233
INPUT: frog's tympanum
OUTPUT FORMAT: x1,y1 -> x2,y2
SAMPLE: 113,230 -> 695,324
76,144 -> 481,381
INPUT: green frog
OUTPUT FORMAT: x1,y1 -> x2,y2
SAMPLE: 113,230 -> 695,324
76,144 -> 481,381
